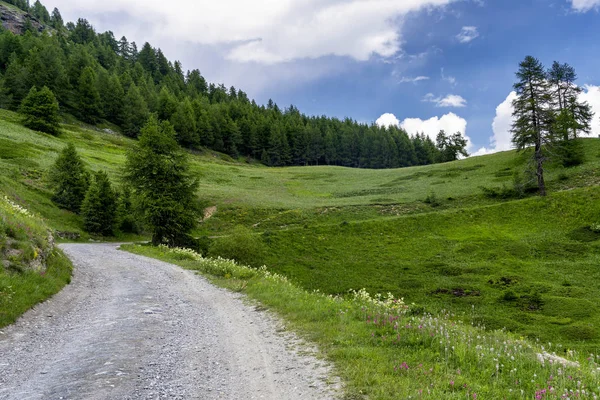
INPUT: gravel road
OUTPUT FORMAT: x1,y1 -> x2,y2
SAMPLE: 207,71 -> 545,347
0,243 -> 339,400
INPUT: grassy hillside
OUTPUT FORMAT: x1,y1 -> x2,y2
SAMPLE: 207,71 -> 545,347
2,107 -> 600,352
0,195 -> 72,327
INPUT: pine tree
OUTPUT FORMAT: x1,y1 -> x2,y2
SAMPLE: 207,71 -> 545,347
50,8 -> 63,29
98,72 -> 125,124
77,66 -> 101,123
50,143 -> 89,213
81,171 -> 117,236
124,116 -> 198,246
116,186 -> 138,233
122,84 -> 149,137
511,56 -> 554,196
20,86 -> 60,135
3,53 -> 28,109
157,86 -> 178,120
171,98 -> 197,147
547,62 -> 593,141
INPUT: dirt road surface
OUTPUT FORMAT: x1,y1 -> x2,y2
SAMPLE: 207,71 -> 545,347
0,243 -> 338,400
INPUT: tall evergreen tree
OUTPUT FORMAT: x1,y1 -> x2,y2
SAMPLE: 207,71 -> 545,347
547,62 -> 593,141
124,116 -> 198,246
77,66 -> 101,123
50,143 -> 89,213
171,98 -> 197,147
19,85 -> 60,134
50,8 -> 63,29
122,84 -> 149,137
511,56 -> 554,196
81,171 -> 117,236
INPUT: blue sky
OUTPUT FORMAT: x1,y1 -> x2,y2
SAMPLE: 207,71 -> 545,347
47,0 -> 600,154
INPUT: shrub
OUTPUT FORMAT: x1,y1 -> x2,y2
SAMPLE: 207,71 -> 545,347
81,171 -> 117,236
557,140 -> 585,168
423,191 -> 441,207
19,86 -> 61,135
208,225 -> 267,268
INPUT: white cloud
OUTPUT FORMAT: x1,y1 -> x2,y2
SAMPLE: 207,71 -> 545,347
423,93 -> 467,107
402,112 -> 473,149
376,112 -> 474,152
441,67 -> 457,86
376,113 -> 401,128
456,26 -> 479,43
570,0 -> 600,12
47,0 -> 459,64
473,86 -> 600,156
579,85 -> 600,137
398,76 -> 430,84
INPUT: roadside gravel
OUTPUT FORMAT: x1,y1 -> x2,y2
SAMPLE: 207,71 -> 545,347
0,243 -> 339,400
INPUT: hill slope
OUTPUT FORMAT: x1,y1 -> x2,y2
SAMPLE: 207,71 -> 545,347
2,108 -> 600,351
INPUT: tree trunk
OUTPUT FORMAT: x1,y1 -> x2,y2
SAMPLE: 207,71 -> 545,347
535,145 -> 546,196
152,232 -> 161,246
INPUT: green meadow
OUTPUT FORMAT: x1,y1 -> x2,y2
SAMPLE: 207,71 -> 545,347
2,108 -> 600,353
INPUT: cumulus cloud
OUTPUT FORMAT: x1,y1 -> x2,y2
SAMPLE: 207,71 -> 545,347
376,112 -> 473,151
472,91 -> 517,156
456,26 -> 479,43
47,0 -> 459,64
579,85 -> 600,136
570,0 -> 600,12
401,112 -> 467,140
376,113 -> 401,128
473,86 -> 600,156
423,93 -> 467,107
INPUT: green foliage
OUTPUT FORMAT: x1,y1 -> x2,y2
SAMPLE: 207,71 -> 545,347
116,186 -> 138,234
557,139 -> 585,167
124,116 -> 198,246
76,66 -> 101,123
81,171 -> 117,235
19,86 -> 60,135
423,191 -> 441,207
49,143 -> 89,213
436,130 -> 469,162
208,225 -> 266,268
121,84 -> 149,137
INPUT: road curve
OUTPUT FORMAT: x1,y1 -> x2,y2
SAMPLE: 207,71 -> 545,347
0,243 -> 338,400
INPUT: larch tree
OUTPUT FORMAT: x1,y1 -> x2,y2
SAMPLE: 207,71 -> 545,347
547,62 -> 593,141
19,86 -> 60,135
123,116 -> 198,246
511,56 -> 554,196
50,143 -> 90,213
81,171 -> 117,236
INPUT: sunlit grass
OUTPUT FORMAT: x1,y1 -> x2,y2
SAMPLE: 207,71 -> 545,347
124,244 -> 600,399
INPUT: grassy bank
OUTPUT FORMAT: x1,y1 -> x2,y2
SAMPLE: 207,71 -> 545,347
0,195 -> 72,327
123,244 -> 600,399
256,186 -> 600,352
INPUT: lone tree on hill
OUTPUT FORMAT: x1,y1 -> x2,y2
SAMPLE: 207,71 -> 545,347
50,143 -> 89,213
19,86 -> 60,135
124,115 -> 198,246
435,130 -> 469,162
81,171 -> 117,236
511,56 -> 554,196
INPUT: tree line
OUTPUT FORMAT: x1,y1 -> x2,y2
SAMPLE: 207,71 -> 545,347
0,1 -> 468,169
